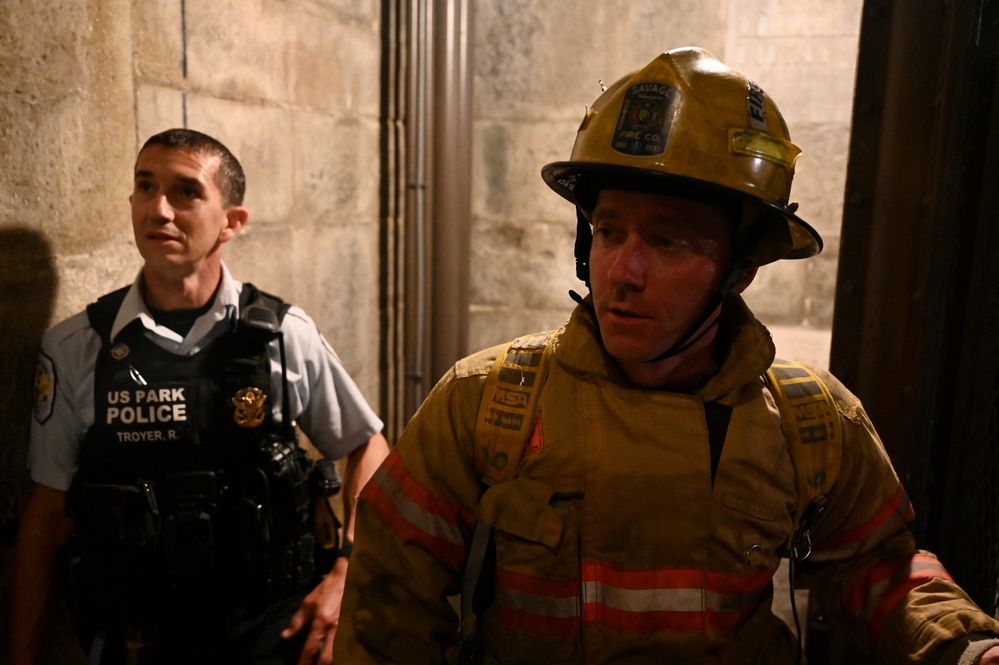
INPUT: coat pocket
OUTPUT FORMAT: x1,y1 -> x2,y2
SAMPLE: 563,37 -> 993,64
719,491 -> 790,568
476,478 -> 583,665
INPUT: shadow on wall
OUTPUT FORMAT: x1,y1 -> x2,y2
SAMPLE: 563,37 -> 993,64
0,228 -> 62,662
0,228 -> 57,524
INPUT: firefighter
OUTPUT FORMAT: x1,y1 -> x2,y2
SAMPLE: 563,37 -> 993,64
11,128 -> 390,665
334,48 -> 999,664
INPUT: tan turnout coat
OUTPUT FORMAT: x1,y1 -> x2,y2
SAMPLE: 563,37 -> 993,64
336,298 -> 999,664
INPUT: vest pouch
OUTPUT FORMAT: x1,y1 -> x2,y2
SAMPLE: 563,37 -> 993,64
258,437 -> 311,545
257,437 -> 316,600
231,468 -> 273,563
160,471 -> 217,580
68,479 -> 160,628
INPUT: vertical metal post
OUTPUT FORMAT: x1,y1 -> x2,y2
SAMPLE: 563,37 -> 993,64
379,0 -> 409,441
429,0 -> 473,387
391,0 -> 473,423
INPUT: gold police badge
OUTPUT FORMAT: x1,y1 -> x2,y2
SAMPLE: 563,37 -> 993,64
232,387 -> 267,427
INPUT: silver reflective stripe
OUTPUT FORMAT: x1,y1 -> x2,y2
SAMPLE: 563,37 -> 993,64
583,582 -> 703,613
372,465 -> 465,547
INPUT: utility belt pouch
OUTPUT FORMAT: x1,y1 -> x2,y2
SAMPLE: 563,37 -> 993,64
312,458 -> 343,570
265,532 -> 318,602
160,470 -> 217,580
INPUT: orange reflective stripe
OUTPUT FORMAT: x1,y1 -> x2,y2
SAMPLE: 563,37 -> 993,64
495,562 -> 776,636
844,553 -> 953,646
500,567 -> 579,598
500,604 -> 580,637
812,485 -> 914,562
362,449 -> 473,567
498,568 -> 580,637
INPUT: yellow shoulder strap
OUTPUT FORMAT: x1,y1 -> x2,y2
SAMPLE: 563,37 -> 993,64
764,358 -> 842,547
474,332 -> 556,486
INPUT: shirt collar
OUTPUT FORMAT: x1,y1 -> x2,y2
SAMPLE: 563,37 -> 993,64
110,263 -> 242,349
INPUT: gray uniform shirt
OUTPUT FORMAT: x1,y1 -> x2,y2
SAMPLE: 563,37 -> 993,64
30,264 -> 383,491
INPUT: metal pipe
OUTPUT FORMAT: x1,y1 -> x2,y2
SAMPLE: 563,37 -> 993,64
430,0 -> 472,386
403,0 -> 433,416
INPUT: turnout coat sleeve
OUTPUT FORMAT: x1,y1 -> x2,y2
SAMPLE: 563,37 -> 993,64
798,368 -> 999,664
335,349 -> 497,664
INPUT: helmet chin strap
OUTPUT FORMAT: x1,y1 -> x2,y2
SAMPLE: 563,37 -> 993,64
569,282 -> 728,363
646,294 -> 725,362
644,256 -> 754,363
568,207 -> 597,314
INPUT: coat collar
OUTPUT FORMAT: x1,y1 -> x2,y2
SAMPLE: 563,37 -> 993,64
552,295 -> 776,400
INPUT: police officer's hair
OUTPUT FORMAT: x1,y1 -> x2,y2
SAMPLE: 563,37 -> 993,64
138,128 -> 247,207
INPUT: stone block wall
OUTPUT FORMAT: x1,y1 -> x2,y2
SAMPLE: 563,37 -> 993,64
129,0 -> 383,395
469,0 -> 731,348
1,2 -> 138,659
727,0 -> 862,328
468,0 -> 862,353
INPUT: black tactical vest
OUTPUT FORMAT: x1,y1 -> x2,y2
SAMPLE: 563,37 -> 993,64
67,284 -> 316,634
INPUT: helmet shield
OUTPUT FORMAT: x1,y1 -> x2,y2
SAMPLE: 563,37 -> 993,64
542,47 -> 822,264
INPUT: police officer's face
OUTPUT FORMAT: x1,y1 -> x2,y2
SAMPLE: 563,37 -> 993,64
130,145 -> 245,281
588,189 -> 735,380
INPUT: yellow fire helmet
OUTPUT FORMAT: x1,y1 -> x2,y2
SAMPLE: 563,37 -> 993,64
542,47 -> 822,267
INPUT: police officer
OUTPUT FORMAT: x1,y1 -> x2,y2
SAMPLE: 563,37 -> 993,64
333,48 -> 999,664
11,128 -> 390,665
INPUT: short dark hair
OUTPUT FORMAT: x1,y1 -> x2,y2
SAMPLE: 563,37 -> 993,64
138,128 -> 246,207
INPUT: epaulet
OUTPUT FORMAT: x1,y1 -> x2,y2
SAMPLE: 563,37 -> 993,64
85,286 -> 131,346
473,331 -> 557,487
764,358 -> 842,552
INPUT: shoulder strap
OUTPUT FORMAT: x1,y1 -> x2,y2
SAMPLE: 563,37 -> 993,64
459,331 -> 555,664
473,331 -> 556,487
238,283 -> 295,440
473,344 -> 843,545
764,358 -> 842,552
239,282 -> 291,330
85,286 -> 131,346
